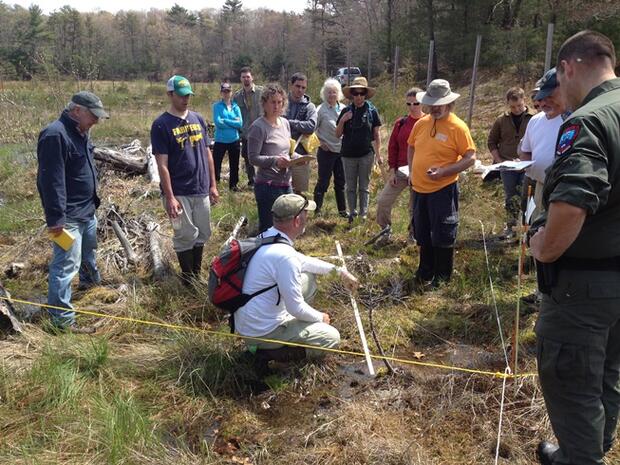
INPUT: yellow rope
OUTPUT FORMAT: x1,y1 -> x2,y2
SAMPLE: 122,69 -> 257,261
0,295 -> 537,379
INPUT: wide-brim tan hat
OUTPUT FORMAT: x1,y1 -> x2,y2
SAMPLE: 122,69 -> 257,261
416,79 -> 460,106
343,77 -> 376,99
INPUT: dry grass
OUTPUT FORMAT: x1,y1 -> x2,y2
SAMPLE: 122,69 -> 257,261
2,71 -> 620,465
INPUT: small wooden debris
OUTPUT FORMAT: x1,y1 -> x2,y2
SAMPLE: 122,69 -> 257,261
111,220 -> 138,265
0,280 -> 22,335
147,222 -> 167,280
4,262 -> 25,278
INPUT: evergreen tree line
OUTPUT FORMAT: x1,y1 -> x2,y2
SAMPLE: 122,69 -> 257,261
0,0 -> 618,84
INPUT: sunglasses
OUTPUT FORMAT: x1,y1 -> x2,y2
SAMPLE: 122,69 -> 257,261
406,102 -> 420,106
221,89 -> 231,93
294,195 -> 310,218
351,91 -> 367,97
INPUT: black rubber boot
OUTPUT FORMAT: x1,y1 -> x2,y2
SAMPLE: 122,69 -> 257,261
313,192 -> 324,216
415,245 -> 435,282
176,249 -> 194,287
335,189 -> 347,216
192,245 -> 204,278
432,247 -> 454,286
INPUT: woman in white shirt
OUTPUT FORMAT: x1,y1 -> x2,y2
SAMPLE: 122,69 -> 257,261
312,78 -> 347,217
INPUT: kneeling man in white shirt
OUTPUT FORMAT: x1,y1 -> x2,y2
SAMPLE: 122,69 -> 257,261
235,193 -> 358,364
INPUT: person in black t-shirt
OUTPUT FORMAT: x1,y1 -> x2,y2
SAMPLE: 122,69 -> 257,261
336,77 -> 382,221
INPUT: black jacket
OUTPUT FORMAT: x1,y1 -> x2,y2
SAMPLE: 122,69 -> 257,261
37,111 -> 100,227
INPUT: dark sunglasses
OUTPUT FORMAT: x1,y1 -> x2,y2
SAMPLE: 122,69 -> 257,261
406,102 -> 420,106
351,91 -> 367,97
221,89 -> 231,93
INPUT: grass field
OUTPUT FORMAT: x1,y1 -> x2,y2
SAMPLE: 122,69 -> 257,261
1,72 -> 617,464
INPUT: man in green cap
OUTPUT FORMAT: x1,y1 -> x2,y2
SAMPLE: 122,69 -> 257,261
151,75 -> 219,285
36,91 -> 109,332
529,30 -> 620,465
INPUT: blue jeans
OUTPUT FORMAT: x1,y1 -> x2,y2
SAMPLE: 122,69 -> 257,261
48,216 -> 100,327
254,183 -> 292,232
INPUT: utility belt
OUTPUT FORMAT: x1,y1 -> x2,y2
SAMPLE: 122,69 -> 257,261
536,256 -> 620,294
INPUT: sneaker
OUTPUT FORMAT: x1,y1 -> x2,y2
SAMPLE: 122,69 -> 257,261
374,233 -> 392,248
338,211 -> 348,218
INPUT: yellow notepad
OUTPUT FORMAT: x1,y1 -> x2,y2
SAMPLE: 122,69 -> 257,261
48,228 -> 75,251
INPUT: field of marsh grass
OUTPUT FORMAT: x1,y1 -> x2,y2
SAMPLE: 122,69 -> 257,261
1,71 -> 617,464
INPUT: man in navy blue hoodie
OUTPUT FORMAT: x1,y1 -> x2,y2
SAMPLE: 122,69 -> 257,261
37,91 -> 109,331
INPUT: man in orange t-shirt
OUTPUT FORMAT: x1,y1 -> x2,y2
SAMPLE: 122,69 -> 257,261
406,79 -> 476,287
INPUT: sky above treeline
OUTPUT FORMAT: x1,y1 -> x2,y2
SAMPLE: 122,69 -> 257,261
9,0 -> 306,14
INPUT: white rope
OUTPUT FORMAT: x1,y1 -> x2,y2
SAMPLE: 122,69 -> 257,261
479,221 -> 510,368
494,367 -> 510,465
480,221 -> 512,465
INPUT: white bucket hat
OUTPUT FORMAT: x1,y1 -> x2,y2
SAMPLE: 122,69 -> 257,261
416,79 -> 460,106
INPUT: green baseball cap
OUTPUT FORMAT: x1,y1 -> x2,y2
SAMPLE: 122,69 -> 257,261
71,91 -> 109,119
167,75 -> 194,96
272,194 -> 316,220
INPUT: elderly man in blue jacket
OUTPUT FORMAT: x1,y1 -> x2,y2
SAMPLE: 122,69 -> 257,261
36,91 -> 109,332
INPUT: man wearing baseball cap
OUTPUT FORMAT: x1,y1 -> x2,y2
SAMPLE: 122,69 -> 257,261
151,75 -> 219,286
36,91 -> 110,332
234,193 -> 358,371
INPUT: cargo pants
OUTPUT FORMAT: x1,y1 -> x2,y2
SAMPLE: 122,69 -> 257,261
535,267 -> 620,465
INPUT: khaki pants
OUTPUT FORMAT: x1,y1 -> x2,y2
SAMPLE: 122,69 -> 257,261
376,172 -> 411,228
291,162 -> 311,193
247,273 -> 340,358
531,180 -> 544,223
163,195 -> 211,252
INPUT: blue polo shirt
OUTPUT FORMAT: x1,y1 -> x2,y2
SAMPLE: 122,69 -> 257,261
37,111 -> 100,227
150,111 -> 211,196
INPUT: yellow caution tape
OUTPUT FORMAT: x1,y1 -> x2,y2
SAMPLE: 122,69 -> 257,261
0,295 -> 537,379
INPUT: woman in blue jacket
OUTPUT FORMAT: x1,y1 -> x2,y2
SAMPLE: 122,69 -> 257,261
212,82 -> 243,191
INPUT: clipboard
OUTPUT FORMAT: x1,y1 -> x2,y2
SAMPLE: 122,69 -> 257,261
289,155 -> 316,167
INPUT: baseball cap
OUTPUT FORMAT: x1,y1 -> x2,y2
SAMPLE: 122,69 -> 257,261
167,75 -> 194,96
534,68 -> 558,101
71,91 -> 109,119
271,194 -> 316,220
220,82 -> 232,92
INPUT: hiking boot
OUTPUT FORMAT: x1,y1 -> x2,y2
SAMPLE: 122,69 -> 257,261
536,441 -> 559,465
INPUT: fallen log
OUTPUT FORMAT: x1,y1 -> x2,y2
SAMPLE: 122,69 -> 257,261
0,280 -> 22,335
146,145 -> 160,185
93,147 -> 147,175
111,220 -> 138,265
147,222 -> 167,280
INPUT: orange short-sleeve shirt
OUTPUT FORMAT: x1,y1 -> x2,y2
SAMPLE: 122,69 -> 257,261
407,113 -> 476,193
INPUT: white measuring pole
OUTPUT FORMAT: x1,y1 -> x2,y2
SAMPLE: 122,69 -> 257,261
335,241 -> 375,376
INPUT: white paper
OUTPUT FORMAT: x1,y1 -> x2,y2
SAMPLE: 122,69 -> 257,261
397,165 -> 410,177
525,197 -> 537,224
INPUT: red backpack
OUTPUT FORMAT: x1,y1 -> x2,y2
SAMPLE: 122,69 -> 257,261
208,235 -> 290,314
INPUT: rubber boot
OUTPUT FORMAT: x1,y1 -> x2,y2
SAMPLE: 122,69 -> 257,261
313,192 -> 324,216
432,247 -> 454,286
176,249 -> 194,287
335,189 -> 347,217
192,245 -> 204,279
415,245 -> 435,283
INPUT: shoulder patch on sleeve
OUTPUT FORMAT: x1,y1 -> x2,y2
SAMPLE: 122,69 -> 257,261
556,124 -> 580,156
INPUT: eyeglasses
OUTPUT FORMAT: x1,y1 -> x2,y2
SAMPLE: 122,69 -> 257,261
406,102 -> 420,106
351,91 -> 367,97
